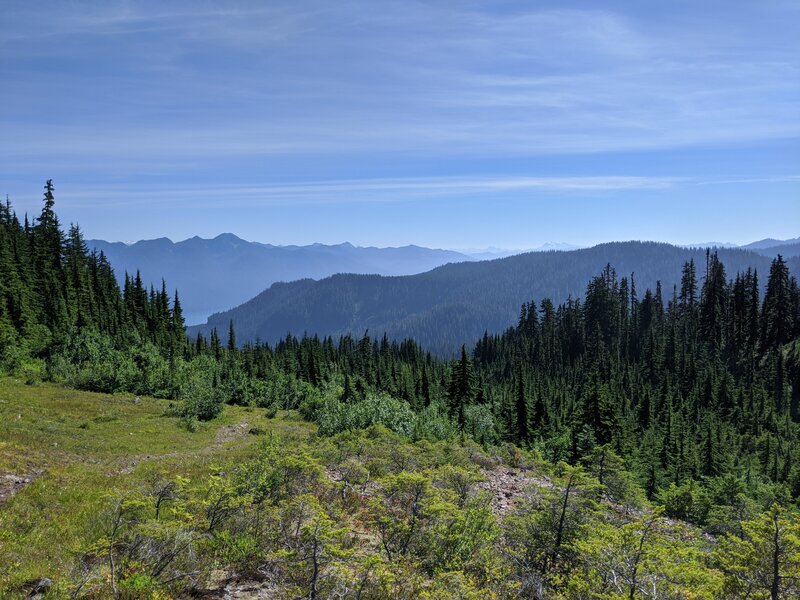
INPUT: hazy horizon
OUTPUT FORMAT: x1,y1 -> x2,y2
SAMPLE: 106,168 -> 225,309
87,231 -> 800,250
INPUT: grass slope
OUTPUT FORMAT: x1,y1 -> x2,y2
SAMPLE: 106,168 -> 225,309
0,378 -> 314,593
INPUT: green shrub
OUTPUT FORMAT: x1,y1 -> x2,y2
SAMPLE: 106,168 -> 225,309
225,377 -> 253,406
180,381 -> 223,421
413,403 -> 457,441
316,392 -> 416,437
657,480 -> 711,524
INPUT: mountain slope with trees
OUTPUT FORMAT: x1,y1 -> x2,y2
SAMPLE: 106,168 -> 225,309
750,242 -> 800,259
191,242 -> 800,355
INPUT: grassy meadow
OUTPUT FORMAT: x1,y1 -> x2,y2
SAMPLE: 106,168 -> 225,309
0,377 -> 314,595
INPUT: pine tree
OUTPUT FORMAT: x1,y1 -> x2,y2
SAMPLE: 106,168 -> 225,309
762,255 -> 792,350
211,327 -> 221,361
31,179 -> 68,333
227,320 -> 237,354
420,364 -> 432,407
699,252 -> 727,349
679,259 -> 697,311
515,370 -> 529,444
171,290 -> 185,338
447,345 -> 474,429
64,224 -> 94,328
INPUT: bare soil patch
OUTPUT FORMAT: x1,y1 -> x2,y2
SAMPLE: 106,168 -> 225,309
214,421 -> 251,445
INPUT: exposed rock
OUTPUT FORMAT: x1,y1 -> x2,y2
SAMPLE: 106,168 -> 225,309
222,579 -> 278,599
0,472 -> 40,506
193,570 -> 279,599
23,577 -> 52,599
476,467 -> 552,516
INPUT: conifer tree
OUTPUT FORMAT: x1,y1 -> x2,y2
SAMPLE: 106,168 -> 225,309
171,290 -> 185,338
762,255 -> 793,350
227,320 -> 237,354
447,345 -> 474,429
515,370 -> 529,444
32,179 -> 68,333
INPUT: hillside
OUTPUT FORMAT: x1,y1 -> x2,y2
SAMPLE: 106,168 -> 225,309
88,235 -> 472,324
191,241 -> 800,355
0,379 -> 732,598
749,242 -> 800,259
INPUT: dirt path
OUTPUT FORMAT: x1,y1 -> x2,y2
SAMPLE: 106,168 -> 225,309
118,418 -> 252,475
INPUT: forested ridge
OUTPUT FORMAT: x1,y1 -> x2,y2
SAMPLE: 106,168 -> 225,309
2,182 -> 800,598
192,239 -> 800,355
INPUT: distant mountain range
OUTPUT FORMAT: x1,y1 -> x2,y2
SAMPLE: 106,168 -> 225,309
188,241 -> 800,356
89,233 -> 800,333
87,235 -> 472,324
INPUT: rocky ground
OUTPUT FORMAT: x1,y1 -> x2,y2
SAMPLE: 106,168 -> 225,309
0,472 -> 39,507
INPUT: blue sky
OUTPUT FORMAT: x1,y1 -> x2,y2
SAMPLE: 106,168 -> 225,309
2,0 -> 798,248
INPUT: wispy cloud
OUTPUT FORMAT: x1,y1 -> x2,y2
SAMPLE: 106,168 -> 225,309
36,174 -> 800,210
692,176 -> 800,186
24,175 -> 677,209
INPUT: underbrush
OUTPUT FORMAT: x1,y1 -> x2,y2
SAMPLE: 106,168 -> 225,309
1,380 -> 798,599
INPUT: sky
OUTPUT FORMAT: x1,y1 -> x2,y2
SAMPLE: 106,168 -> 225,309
1,0 -> 799,249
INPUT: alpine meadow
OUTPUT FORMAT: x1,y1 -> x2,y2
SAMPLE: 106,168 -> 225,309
2,2 -> 800,599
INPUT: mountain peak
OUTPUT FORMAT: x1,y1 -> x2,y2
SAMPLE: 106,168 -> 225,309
136,237 -> 173,247
213,233 -> 245,243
